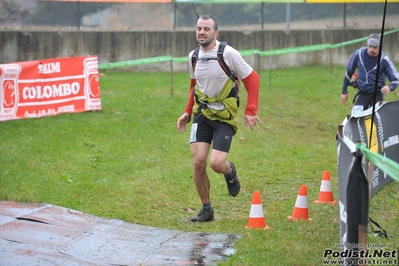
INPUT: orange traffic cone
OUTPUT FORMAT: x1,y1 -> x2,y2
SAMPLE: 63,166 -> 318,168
314,171 -> 337,204
245,191 -> 271,230
288,185 -> 312,221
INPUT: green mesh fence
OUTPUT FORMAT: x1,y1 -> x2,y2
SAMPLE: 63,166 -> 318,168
98,28 -> 399,70
356,143 -> 399,183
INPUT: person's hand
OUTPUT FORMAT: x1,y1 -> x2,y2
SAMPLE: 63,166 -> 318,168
244,114 -> 262,131
381,85 -> 391,95
341,93 -> 348,104
177,113 -> 190,133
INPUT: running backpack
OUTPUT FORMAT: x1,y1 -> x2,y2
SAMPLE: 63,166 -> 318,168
191,41 -> 239,106
191,41 -> 238,82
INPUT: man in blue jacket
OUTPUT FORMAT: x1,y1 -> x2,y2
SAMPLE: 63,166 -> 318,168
341,33 -> 398,113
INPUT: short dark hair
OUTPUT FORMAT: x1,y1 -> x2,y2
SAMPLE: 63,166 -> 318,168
199,14 -> 219,31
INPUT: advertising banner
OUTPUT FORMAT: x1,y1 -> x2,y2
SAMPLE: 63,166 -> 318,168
337,100 -> 399,253
342,101 -> 399,195
0,55 -> 101,122
337,134 -> 355,253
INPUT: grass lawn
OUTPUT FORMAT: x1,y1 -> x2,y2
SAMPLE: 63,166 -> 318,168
1,66 -> 398,265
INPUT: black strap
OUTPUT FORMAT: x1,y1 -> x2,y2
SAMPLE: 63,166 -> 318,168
352,90 -> 360,104
217,42 -> 238,82
191,44 -> 200,73
368,217 -> 389,239
191,42 -> 240,109
191,42 -> 238,82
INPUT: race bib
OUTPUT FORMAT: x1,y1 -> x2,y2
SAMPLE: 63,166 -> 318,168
190,123 -> 198,143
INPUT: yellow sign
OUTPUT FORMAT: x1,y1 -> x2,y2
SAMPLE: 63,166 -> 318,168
364,115 -> 379,153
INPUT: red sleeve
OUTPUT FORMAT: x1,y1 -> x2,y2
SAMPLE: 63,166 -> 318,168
241,70 -> 260,116
183,78 -> 196,115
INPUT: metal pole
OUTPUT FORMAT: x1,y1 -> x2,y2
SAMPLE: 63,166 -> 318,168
261,2 -> 264,30
170,59 -> 174,97
286,3 -> 290,32
329,48 -> 333,74
77,1 -> 80,30
173,1 -> 177,30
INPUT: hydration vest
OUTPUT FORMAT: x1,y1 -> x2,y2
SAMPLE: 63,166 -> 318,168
191,41 -> 240,107
191,41 -> 238,82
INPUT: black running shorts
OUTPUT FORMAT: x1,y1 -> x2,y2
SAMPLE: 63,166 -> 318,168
189,114 -> 234,153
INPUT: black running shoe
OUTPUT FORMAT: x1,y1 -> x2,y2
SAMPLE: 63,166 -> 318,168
224,161 -> 240,197
190,209 -> 214,222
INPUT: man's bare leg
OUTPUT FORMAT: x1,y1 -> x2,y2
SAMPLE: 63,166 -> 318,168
190,142 -> 214,222
210,149 -> 240,197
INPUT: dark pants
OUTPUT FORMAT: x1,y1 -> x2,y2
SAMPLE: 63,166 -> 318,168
353,90 -> 384,111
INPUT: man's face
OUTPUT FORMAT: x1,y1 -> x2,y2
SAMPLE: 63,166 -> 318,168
196,19 -> 218,48
367,45 -> 379,57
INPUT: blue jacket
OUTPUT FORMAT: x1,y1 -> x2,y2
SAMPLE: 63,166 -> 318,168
342,47 -> 399,94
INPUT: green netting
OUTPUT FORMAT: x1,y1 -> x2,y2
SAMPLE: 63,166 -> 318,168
331,28 -> 399,49
98,56 -> 173,69
356,142 -> 399,183
259,43 -> 331,56
98,29 -> 399,70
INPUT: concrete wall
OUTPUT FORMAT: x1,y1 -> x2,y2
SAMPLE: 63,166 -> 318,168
1,30 -> 398,72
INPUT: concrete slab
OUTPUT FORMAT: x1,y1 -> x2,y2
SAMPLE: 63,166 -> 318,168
0,202 -> 240,266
